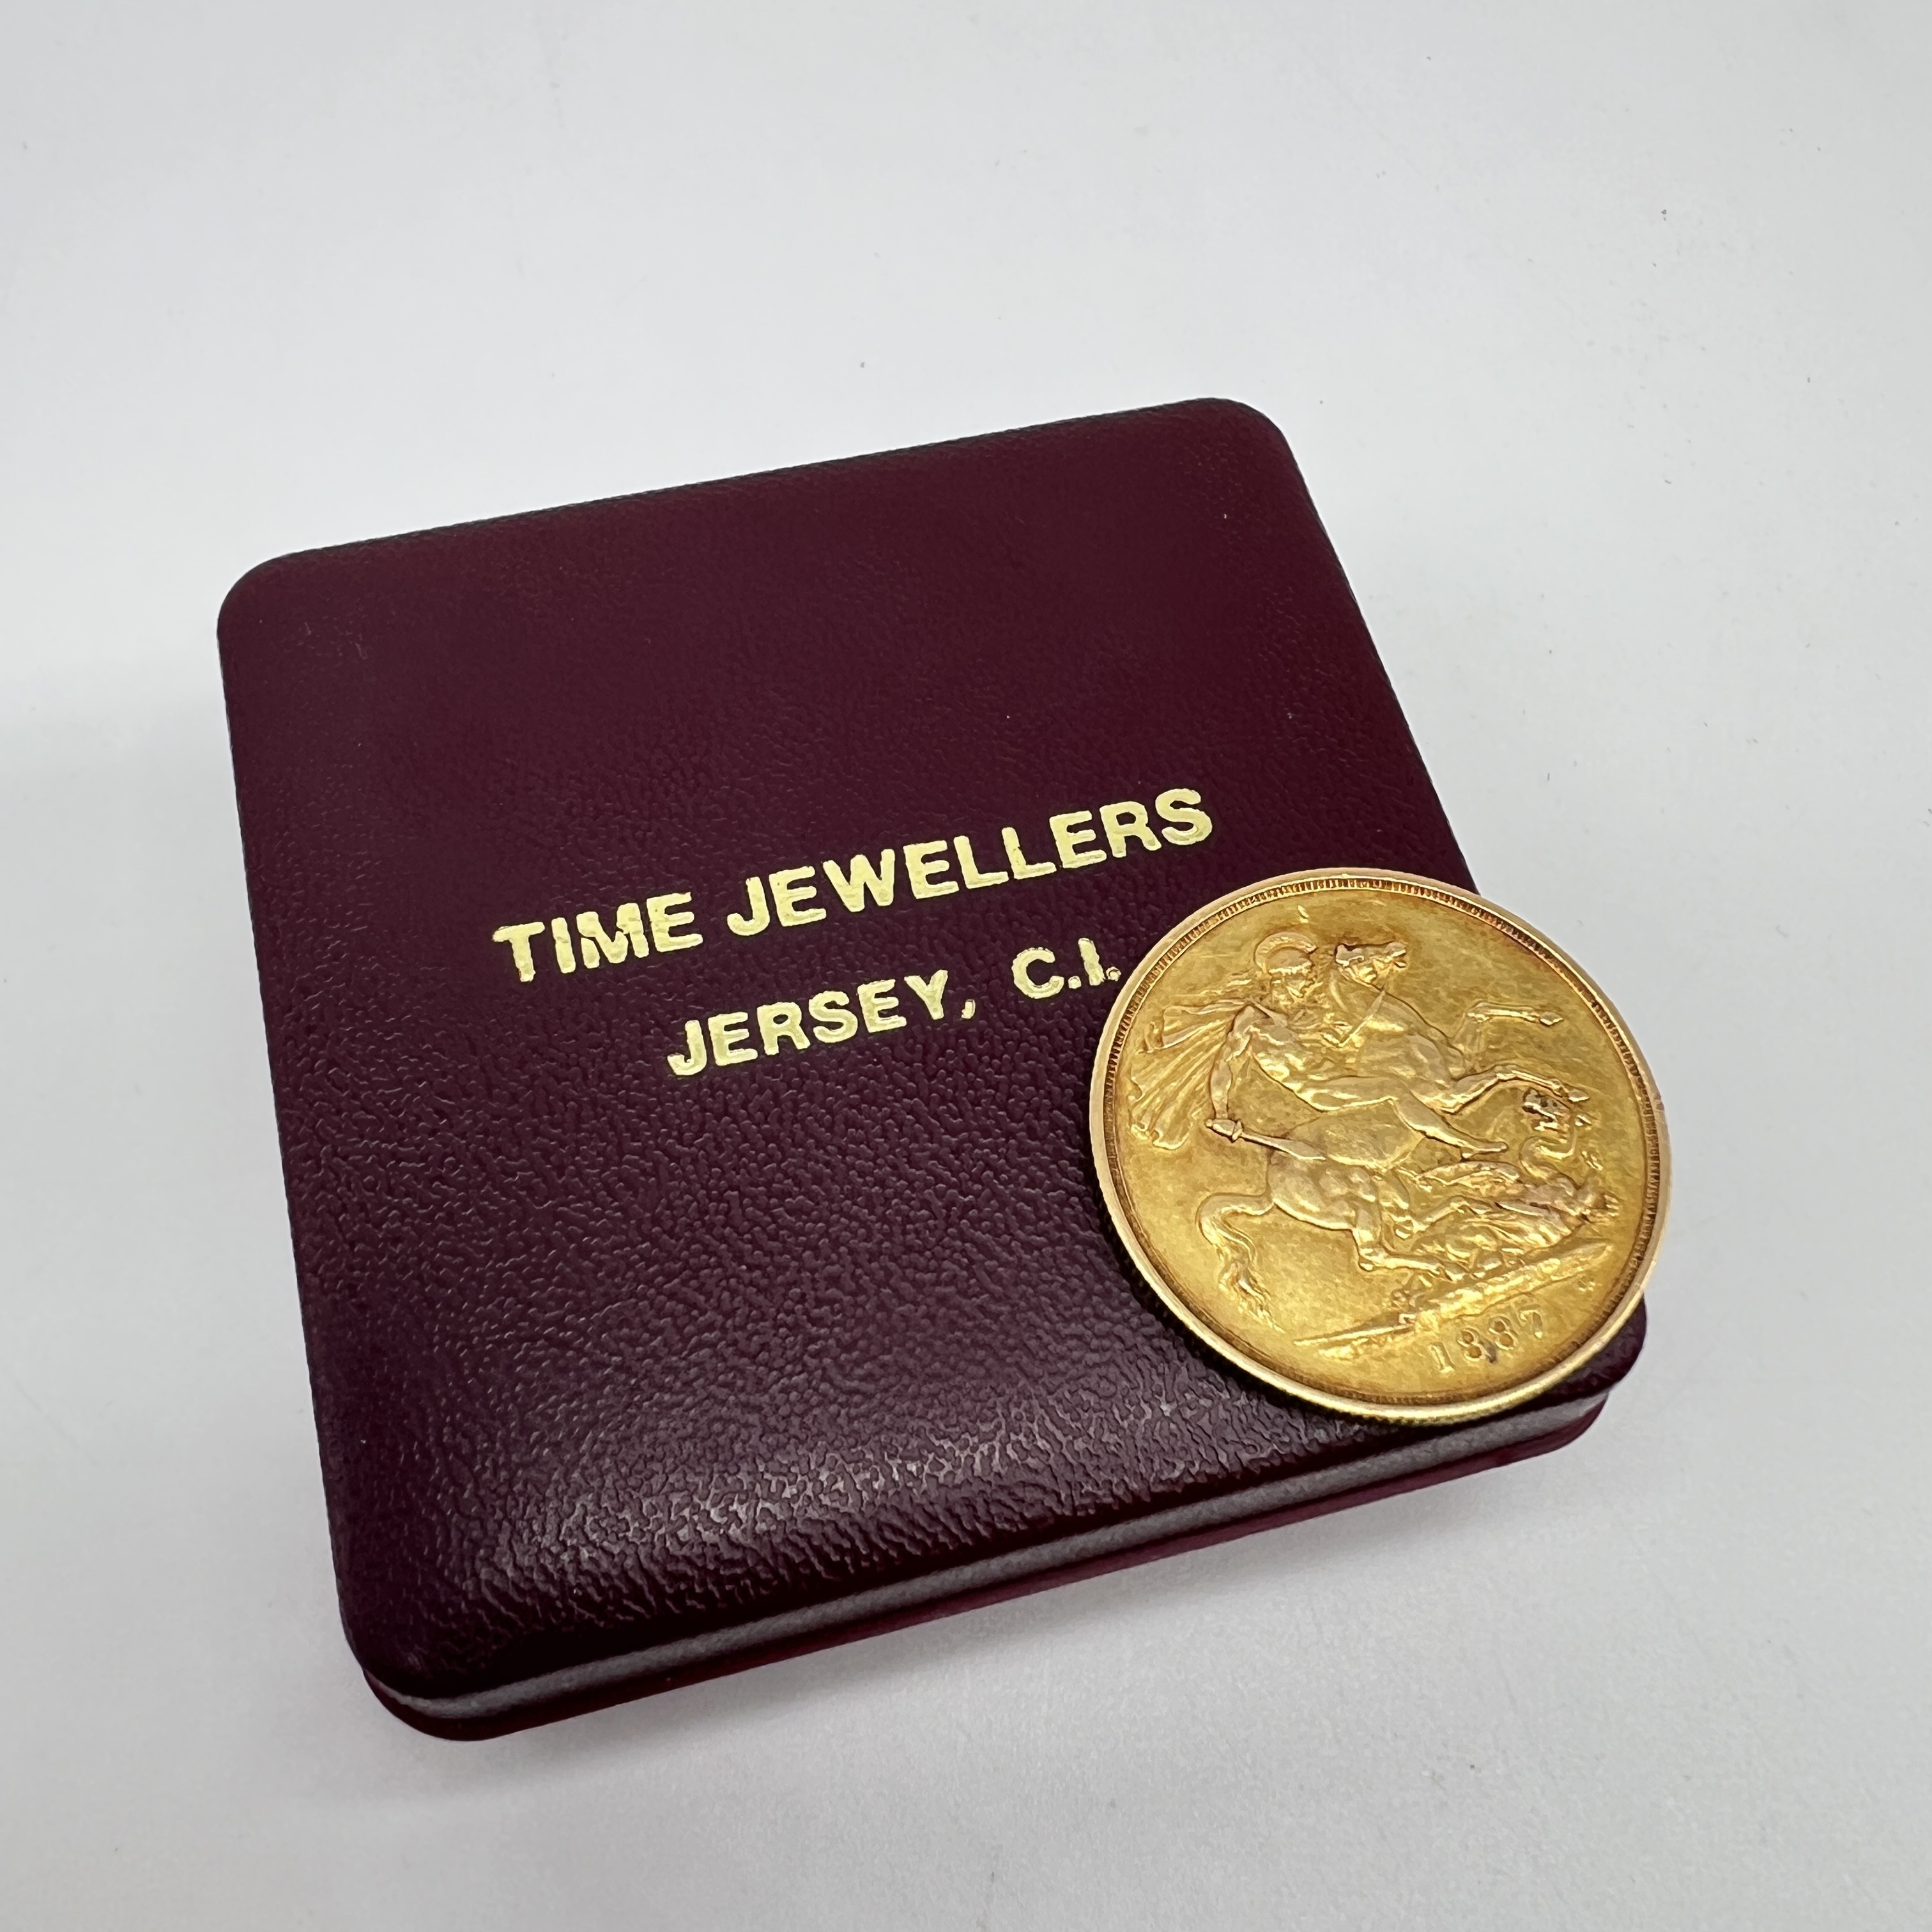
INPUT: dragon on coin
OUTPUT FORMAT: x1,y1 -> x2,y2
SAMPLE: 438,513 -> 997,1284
1127,927 -> 1618,1338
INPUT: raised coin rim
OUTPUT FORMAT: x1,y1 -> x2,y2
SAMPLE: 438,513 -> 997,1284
1089,869 -> 1669,1423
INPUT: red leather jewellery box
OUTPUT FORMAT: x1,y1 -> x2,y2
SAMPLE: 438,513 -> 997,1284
218,399 -> 1642,1734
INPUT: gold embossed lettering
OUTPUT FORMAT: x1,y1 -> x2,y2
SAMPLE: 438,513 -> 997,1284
905,970 -> 948,1019
550,917 -> 578,974
757,1000 -> 811,1054
577,905 -> 643,967
726,877 -> 771,937
1099,799 -> 1162,857
647,892 -> 703,952
902,840 -> 958,900
954,834 -> 1009,889
824,850 -> 897,912
707,1011 -> 758,1066
1048,810 -> 1106,870
1012,947 -> 1064,999
808,989 -> 858,1043
1077,937 -> 1121,985
1154,786 -> 1213,845
770,866 -> 827,927
666,1020 -> 708,1076
1000,825 -> 1055,880
857,979 -> 905,1032
493,922 -> 546,983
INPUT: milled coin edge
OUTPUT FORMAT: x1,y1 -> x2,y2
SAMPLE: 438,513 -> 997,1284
1088,868 -> 1669,1424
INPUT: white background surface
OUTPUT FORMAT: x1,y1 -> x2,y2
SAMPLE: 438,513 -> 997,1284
3,4 -> 1927,1924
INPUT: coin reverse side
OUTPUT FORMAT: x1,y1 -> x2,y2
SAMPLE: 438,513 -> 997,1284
1091,871 -> 1666,1423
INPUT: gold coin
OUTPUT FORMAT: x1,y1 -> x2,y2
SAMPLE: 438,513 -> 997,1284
1091,870 -> 1666,1423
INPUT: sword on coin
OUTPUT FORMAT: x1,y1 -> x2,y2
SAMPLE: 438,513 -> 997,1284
1207,1116 -> 1301,1154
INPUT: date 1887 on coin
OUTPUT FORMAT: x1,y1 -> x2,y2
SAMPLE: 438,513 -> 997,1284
1091,871 -> 1667,1423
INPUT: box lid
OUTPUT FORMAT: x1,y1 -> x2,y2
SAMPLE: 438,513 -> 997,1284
218,399 -> 1640,1727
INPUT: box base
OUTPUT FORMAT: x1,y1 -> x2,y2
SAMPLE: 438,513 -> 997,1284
369,1390 -> 1609,1739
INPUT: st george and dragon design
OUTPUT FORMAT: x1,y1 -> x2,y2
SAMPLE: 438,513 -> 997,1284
1092,874 -> 1665,1421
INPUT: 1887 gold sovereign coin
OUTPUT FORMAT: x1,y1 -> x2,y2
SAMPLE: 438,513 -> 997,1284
1091,871 -> 1666,1423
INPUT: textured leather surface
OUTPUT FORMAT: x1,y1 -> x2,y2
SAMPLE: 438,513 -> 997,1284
218,400 -> 1643,1718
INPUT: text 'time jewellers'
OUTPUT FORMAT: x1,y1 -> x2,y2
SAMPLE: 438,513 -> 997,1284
489,786 -> 1213,985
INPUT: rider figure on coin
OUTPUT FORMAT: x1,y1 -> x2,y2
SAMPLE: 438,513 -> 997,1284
1206,930 -> 1505,1157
